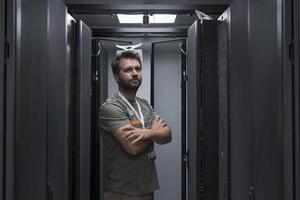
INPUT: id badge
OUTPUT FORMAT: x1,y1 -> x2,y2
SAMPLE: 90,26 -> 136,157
148,149 -> 157,161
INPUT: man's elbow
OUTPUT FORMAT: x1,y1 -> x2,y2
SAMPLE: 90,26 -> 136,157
166,127 -> 172,143
165,134 -> 172,144
127,149 -> 139,156
124,145 -> 142,156
156,128 -> 172,144
166,134 -> 172,143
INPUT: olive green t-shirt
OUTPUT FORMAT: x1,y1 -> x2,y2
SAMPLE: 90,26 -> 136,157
99,93 -> 159,196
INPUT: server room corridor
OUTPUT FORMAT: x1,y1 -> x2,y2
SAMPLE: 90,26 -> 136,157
0,0 -> 299,200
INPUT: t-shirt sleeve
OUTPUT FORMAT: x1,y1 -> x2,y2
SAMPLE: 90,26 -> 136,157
99,102 -> 130,134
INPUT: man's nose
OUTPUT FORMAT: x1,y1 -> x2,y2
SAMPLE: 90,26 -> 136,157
131,69 -> 138,75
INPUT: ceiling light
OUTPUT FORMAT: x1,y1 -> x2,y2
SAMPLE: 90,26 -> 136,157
117,14 -> 143,23
117,14 -> 176,24
150,14 -> 177,23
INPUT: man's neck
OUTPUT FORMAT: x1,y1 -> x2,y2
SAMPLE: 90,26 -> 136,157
119,88 -> 137,102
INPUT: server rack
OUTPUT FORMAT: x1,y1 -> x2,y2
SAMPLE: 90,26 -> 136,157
74,20 -> 92,200
187,19 -> 219,200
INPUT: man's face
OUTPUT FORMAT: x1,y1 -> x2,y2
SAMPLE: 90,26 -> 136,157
115,58 -> 142,91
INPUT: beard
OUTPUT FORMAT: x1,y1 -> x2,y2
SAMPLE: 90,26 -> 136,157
119,78 -> 142,92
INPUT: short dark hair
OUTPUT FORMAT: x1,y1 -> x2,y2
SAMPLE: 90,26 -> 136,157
111,50 -> 142,74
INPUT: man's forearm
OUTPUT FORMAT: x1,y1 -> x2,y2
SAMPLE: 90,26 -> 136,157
149,127 -> 172,144
114,125 -> 152,155
128,140 -> 151,155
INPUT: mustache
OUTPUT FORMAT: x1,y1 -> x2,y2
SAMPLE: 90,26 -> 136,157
130,78 -> 140,82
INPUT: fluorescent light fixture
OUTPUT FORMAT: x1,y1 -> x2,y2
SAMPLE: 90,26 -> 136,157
117,14 -> 176,24
117,14 -> 143,23
150,14 -> 177,23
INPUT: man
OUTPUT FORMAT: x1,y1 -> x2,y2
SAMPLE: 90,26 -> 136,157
99,50 -> 172,200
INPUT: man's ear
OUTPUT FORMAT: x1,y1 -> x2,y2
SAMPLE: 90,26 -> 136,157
113,74 -> 120,83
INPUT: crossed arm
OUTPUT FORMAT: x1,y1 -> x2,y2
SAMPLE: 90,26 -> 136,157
113,116 -> 172,155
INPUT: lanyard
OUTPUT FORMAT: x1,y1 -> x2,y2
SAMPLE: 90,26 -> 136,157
118,92 -> 145,129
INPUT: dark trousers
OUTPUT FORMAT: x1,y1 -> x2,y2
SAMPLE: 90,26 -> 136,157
103,191 -> 154,200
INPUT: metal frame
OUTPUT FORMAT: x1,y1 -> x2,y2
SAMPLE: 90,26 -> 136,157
151,38 -> 186,107
283,0 -> 294,199
151,38 -> 187,200
91,39 -> 100,200
0,0 -> 5,198
180,40 -> 187,200
92,38 -> 133,44
5,0 -> 18,199
186,20 -> 200,200
294,0 -> 300,199
67,4 -> 228,15
92,28 -> 187,38
217,9 -> 230,200
74,20 -> 92,200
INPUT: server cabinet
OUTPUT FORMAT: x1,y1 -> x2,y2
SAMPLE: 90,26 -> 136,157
15,0 -> 74,199
47,1 -> 73,200
5,0 -> 18,199
219,0 -> 286,199
91,39 -> 108,200
187,20 -> 202,200
283,0 -> 296,199
217,10 -> 230,200
0,0 -> 4,199
66,13 -> 77,200
74,20 -> 92,200
187,20 -> 218,200
16,0 -> 50,198
91,38 -> 100,200
218,1 -> 252,199
249,1 -> 283,199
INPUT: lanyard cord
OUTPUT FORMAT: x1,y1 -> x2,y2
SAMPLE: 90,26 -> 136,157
118,92 -> 145,129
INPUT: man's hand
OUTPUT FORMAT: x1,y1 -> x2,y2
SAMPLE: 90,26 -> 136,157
123,127 -> 152,144
113,124 -> 151,155
151,116 -> 167,129
122,115 -> 171,145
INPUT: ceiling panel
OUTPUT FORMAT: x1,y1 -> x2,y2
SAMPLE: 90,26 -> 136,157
73,14 -> 199,28
64,0 -> 232,5
64,1 -> 230,37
